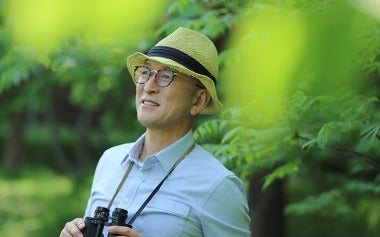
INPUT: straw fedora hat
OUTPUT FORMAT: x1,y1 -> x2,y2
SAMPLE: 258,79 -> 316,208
126,27 -> 222,114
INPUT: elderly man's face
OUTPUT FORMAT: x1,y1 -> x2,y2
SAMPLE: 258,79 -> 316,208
135,60 -> 202,132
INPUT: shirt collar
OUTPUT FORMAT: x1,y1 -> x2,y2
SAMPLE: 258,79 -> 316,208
121,130 -> 195,172
156,130 -> 195,172
121,134 -> 145,167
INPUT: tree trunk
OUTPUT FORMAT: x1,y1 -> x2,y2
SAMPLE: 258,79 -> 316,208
2,110 -> 26,170
249,172 -> 285,237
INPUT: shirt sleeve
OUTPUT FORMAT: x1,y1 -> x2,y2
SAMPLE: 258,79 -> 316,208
83,149 -> 108,217
200,175 -> 251,237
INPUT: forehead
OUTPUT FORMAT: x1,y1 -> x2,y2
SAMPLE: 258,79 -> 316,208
144,60 -> 170,70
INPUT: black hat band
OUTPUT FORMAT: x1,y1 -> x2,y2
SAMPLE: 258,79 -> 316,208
147,46 -> 216,85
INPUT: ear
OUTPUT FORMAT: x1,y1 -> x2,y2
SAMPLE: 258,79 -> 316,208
190,89 -> 211,116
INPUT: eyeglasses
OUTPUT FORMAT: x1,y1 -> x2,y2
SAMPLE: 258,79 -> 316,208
133,66 -> 177,87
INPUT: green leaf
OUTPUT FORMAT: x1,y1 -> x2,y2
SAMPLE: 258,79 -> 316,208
285,189 -> 353,217
301,138 -> 317,150
263,158 -> 301,190
221,126 -> 246,144
361,124 -> 380,144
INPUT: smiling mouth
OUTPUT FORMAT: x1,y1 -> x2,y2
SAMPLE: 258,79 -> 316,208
142,99 -> 159,107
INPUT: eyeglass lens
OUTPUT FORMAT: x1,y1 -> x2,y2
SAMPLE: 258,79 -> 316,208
134,66 -> 176,87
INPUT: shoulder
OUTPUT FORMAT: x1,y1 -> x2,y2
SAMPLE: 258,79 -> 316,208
181,144 -> 245,190
181,145 -> 248,211
96,142 -> 134,167
91,142 -> 135,180
188,144 -> 234,177
102,143 -> 134,157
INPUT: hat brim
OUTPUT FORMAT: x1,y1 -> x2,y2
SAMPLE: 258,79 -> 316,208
127,52 -> 223,114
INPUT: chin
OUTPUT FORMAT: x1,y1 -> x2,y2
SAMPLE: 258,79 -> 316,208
137,115 -> 156,127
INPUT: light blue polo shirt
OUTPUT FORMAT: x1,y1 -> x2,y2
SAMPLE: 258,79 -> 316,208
84,130 -> 251,237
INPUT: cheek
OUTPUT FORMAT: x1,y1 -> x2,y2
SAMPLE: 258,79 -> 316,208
170,91 -> 194,114
135,86 -> 143,101
135,85 -> 142,95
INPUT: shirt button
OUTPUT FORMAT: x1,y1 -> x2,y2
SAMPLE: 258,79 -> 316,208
138,171 -> 144,178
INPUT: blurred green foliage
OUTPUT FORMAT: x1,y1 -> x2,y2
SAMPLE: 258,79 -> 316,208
194,0 -> 380,236
0,168 -> 91,236
0,0 -> 379,236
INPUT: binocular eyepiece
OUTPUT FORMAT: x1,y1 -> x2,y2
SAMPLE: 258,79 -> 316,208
82,206 -> 132,237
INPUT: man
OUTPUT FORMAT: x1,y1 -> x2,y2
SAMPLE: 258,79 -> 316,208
60,27 -> 251,237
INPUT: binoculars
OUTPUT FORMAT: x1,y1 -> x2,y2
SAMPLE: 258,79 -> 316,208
82,206 -> 132,237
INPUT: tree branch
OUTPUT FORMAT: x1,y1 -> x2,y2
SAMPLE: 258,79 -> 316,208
328,146 -> 380,170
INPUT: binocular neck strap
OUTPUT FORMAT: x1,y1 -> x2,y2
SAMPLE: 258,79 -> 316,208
107,142 -> 196,223
128,142 -> 195,225
107,161 -> 134,210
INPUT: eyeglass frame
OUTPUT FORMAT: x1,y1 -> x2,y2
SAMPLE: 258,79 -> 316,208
133,65 -> 205,89
133,65 -> 179,87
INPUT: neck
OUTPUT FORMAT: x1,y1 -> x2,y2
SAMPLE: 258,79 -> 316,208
139,127 -> 191,161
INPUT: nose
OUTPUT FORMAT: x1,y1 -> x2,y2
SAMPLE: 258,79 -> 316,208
143,71 -> 159,92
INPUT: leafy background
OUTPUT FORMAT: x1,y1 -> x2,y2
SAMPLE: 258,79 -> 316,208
0,0 -> 379,236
